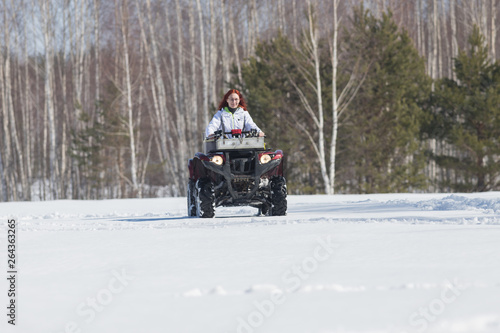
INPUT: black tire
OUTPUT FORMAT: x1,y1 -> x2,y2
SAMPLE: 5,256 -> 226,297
196,178 -> 215,218
259,204 -> 270,216
187,179 -> 196,217
270,176 -> 287,216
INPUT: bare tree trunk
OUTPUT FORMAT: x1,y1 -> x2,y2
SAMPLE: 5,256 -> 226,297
329,0 -> 339,194
301,1 -> 330,194
173,0 -> 188,193
491,0 -> 496,60
40,0 -> 59,199
0,147 -> 6,201
481,0 -> 488,41
450,0 -> 458,79
330,0 -> 339,195
0,29 -> 10,201
0,1 -> 11,201
431,0 -> 438,79
221,0 -> 229,90
417,0 -> 424,56
436,0 -> 443,78
247,1 -> 253,58
174,0 -> 188,137
118,0 -> 140,196
58,0 -> 70,199
292,0 -> 298,47
228,3 -> 242,83
22,0 -> 33,200
189,1 -> 199,151
93,0 -> 104,198
196,0 -> 209,126
209,0 -> 218,104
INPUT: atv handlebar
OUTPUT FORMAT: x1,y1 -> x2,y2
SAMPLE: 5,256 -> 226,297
209,129 -> 262,139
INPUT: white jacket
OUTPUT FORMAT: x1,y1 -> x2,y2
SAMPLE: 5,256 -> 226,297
205,107 -> 262,138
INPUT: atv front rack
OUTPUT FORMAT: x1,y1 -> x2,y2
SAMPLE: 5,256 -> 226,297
204,136 -> 265,153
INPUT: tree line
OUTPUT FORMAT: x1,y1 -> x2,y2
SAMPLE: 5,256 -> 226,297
0,0 -> 499,201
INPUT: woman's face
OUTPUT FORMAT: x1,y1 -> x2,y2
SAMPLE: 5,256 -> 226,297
227,93 -> 240,109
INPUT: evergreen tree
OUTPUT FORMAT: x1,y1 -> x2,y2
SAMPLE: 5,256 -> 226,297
426,26 -> 500,192
337,7 -> 431,193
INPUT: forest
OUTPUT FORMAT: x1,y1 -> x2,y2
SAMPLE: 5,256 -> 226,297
1,0 -> 499,201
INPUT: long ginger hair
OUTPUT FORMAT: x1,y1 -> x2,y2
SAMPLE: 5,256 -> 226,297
217,89 -> 248,111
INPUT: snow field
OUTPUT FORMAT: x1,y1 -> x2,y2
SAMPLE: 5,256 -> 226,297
0,192 -> 499,333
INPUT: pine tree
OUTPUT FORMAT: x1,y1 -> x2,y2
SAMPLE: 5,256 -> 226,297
337,7 -> 431,193
426,26 -> 500,192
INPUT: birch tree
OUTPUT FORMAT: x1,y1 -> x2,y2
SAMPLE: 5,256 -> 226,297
117,0 -> 139,196
0,13 -> 10,200
286,1 -> 330,193
490,0 -> 496,60
40,0 -> 60,199
0,146 -> 6,201
196,0 -> 209,126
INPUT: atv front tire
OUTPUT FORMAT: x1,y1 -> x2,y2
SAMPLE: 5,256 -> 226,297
196,178 -> 215,218
270,176 -> 287,216
187,179 -> 196,217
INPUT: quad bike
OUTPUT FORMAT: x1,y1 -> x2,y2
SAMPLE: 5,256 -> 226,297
187,129 -> 287,218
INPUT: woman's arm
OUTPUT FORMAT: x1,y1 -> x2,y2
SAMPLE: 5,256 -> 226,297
205,111 -> 222,138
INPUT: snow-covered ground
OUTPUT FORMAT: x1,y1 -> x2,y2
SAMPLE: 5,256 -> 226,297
1,192 -> 500,333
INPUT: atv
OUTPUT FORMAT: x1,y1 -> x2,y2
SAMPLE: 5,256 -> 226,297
187,129 -> 287,218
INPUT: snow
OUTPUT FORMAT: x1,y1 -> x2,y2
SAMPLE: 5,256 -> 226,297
1,192 -> 500,333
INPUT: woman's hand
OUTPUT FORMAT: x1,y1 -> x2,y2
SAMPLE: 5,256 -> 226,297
259,131 -> 265,137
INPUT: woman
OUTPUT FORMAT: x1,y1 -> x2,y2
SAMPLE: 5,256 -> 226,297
205,89 -> 265,139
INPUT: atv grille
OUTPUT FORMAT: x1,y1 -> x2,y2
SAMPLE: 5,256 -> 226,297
231,179 -> 255,192
230,158 -> 254,174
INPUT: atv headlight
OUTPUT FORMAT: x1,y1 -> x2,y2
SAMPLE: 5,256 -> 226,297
259,154 -> 272,164
211,155 -> 224,165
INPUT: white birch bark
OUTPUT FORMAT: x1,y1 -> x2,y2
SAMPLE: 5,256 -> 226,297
292,0 -> 298,47
93,0 -> 104,198
195,0 -> 209,126
417,0 -> 424,56
23,0 -> 33,199
491,0 -> 496,60
278,0 -> 284,32
228,4 -> 242,83
0,22 -> 8,200
436,0 -> 443,78
40,0 -> 59,199
0,148 -> 6,201
431,0 -> 438,79
209,0 -> 218,104
189,2 -> 199,149
329,0 -> 339,195
174,0 -> 188,189
450,0 -> 458,79
174,0 -> 187,132
0,2 -> 11,200
221,0 -> 229,90
118,0 -> 139,196
303,1 -> 330,194
481,0 -> 488,42
247,0 -> 257,57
